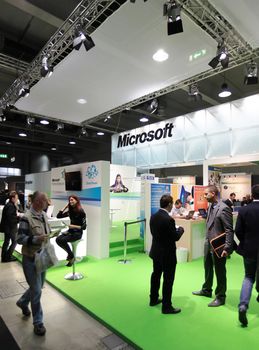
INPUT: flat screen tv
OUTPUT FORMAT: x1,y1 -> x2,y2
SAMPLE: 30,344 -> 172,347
65,171 -> 82,191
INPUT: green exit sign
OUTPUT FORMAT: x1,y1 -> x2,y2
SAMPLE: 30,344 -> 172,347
0,154 -> 8,158
189,49 -> 207,62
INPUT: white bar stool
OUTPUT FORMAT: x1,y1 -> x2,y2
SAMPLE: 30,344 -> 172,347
64,239 -> 84,280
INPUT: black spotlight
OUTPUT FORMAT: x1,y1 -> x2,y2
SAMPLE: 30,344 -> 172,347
244,61 -> 258,85
163,1 -> 183,35
73,27 -> 95,51
209,41 -> 229,69
40,56 -> 53,78
18,84 -> 30,98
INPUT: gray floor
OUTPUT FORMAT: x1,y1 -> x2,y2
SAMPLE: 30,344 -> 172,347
0,256 -> 134,350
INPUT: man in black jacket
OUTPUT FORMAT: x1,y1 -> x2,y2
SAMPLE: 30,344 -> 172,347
1,191 -> 19,262
149,194 -> 184,314
235,184 -> 259,327
225,192 -> 236,212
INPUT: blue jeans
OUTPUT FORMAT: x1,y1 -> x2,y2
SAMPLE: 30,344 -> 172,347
17,255 -> 46,325
239,257 -> 257,309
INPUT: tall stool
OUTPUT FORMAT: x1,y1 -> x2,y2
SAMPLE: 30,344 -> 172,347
64,239 -> 84,281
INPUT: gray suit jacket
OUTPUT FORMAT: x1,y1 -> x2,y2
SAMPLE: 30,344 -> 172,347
206,201 -> 234,252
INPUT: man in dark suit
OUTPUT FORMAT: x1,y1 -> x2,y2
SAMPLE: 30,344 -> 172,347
149,194 -> 184,314
192,185 -> 234,307
225,192 -> 236,212
235,185 -> 259,327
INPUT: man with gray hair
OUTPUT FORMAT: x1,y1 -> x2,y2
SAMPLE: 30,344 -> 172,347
16,191 -> 50,336
192,185 -> 234,307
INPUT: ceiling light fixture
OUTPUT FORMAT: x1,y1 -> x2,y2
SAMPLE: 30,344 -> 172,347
104,115 -> 111,122
27,116 -> 35,125
18,84 -> 30,98
218,82 -> 232,98
69,140 -> 76,145
163,1 -> 183,36
40,56 -> 53,78
55,123 -> 64,132
51,147 -> 57,151
80,127 -> 88,137
140,117 -> 149,123
209,41 -> 229,69
40,119 -> 49,125
73,25 -> 95,51
188,82 -> 202,101
0,113 -> 6,122
244,60 -> 258,85
153,49 -> 169,62
77,98 -> 87,104
97,132 -> 104,136
19,132 -> 27,137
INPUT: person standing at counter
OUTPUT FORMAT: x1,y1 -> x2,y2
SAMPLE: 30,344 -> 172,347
56,195 -> 86,266
0,191 -> 19,262
235,185 -> 259,327
149,194 -> 184,314
192,185 -> 234,307
170,199 -> 186,217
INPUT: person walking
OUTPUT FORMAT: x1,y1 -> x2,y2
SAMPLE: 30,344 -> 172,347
16,191 -> 50,336
235,185 -> 259,326
149,194 -> 184,314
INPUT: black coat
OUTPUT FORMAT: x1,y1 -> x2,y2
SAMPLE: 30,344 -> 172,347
149,209 -> 183,262
235,201 -> 259,258
0,201 -> 18,233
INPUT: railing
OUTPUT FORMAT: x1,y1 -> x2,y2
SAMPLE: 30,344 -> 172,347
118,218 -> 146,264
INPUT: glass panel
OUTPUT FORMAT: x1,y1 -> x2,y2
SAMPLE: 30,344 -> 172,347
206,131 -> 231,158
232,126 -> 259,156
185,136 -> 206,161
150,144 -> 167,165
206,103 -> 231,134
167,140 -> 184,163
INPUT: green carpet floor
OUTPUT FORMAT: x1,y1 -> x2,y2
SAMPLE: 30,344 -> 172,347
46,253 -> 259,350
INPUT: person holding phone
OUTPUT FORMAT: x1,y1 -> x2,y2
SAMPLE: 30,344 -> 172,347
56,195 -> 86,266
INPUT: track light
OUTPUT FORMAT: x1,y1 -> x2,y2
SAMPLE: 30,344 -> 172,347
79,127 -> 88,137
209,41 -> 229,69
27,116 -> 35,125
73,26 -> 95,51
0,115 -> 6,122
163,1 -> 183,35
188,83 -> 202,101
104,115 -> 111,123
18,84 -> 30,98
56,123 -> 64,132
218,82 -> 231,98
244,61 -> 258,85
148,99 -> 159,114
40,56 -> 53,78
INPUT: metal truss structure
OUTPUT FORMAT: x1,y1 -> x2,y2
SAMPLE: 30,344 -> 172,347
0,53 -> 29,74
0,0 -> 126,108
1,0 -> 258,128
84,0 -> 259,125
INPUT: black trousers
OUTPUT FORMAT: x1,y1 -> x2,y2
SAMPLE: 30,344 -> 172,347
56,231 -> 82,259
150,255 -> 177,309
1,228 -> 17,261
202,239 -> 227,299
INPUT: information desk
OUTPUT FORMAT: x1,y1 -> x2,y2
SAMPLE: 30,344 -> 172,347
175,218 -> 206,262
14,217 -> 87,261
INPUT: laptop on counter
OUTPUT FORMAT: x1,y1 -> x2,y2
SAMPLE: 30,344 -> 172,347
185,210 -> 195,220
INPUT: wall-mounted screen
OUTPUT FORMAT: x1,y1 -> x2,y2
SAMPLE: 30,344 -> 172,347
65,171 -> 82,191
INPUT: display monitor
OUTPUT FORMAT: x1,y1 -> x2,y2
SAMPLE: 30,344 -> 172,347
65,171 -> 82,191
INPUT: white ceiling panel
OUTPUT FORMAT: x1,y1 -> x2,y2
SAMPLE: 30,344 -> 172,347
16,0 -> 216,123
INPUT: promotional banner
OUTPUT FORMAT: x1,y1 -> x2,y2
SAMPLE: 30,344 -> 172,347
193,185 -> 207,211
221,173 -> 251,201
208,166 -> 222,188
151,183 -> 171,215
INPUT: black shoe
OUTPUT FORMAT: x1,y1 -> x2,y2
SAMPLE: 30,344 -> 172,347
149,299 -> 162,306
8,256 -> 18,262
66,257 -> 75,267
16,301 -> 31,317
192,290 -> 212,298
239,306 -> 248,327
34,323 -> 46,336
162,306 -> 181,314
208,298 -> 225,307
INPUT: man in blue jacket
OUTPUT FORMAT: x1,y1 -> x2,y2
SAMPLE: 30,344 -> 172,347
149,194 -> 184,314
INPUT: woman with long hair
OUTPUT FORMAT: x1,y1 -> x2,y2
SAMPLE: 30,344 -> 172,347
110,174 -> 128,193
56,195 -> 86,266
